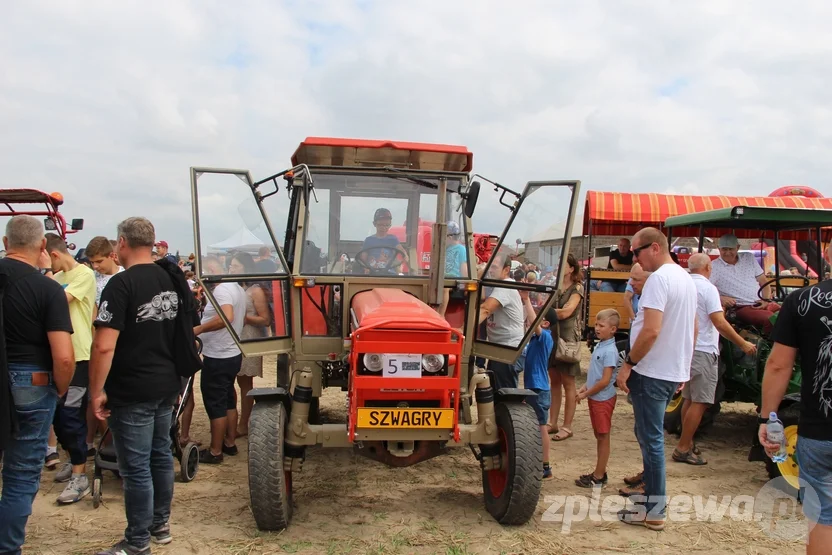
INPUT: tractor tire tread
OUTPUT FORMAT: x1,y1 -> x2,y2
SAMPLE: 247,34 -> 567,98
248,401 -> 292,531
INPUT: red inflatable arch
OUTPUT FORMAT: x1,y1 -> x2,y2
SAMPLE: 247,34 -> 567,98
769,185 -> 823,198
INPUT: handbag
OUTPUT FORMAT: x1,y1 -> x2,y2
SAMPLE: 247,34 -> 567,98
553,283 -> 581,364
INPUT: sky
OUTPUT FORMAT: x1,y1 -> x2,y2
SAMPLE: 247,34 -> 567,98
2,0 -> 832,256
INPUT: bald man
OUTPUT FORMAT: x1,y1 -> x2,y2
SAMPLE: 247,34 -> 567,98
672,254 -> 757,465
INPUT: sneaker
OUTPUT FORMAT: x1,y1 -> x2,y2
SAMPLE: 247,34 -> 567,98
575,472 -> 608,488
57,474 -> 90,504
198,448 -> 223,464
44,452 -> 60,469
95,540 -> 150,555
542,467 -> 554,481
55,462 -> 73,483
149,522 -> 172,545
221,443 -> 238,456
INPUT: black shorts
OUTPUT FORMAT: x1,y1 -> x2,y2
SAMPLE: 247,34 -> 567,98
201,354 -> 242,420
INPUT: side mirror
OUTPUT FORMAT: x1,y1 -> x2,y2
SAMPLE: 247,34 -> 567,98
71,219 -> 84,231
463,181 -> 480,219
44,218 -> 57,231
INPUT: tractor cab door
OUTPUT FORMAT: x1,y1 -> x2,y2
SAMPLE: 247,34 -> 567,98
470,180 -> 581,364
190,167 -> 293,356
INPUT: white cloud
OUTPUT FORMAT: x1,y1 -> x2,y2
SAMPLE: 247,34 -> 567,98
1,0 -> 831,255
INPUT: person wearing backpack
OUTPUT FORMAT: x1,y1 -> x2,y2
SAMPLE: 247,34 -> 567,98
548,253 -> 584,442
89,217 -> 197,555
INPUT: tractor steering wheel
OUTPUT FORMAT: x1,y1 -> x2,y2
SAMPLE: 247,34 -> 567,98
758,276 -> 810,304
353,247 -> 408,275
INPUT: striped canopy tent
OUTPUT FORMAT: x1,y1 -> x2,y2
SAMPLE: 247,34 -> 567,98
583,190 -> 832,239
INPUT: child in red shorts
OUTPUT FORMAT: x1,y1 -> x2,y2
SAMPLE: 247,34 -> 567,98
575,309 -> 620,488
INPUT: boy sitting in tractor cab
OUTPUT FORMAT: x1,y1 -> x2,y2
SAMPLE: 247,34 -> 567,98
357,208 -> 410,274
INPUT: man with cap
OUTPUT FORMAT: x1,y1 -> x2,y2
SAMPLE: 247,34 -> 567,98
709,234 -> 779,333
358,208 -> 410,274
154,241 -> 178,265
438,221 -> 468,318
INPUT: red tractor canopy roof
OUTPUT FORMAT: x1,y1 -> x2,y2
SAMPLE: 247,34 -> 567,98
0,189 -> 63,206
291,137 -> 473,172
583,190 -> 832,237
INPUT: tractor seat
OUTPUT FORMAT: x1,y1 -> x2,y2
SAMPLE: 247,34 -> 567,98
725,307 -> 740,325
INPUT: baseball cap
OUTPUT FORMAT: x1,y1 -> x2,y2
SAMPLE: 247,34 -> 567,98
545,266 -> 554,273
373,208 -> 392,222
447,221 -> 461,236
718,234 -> 739,248
155,240 -> 169,249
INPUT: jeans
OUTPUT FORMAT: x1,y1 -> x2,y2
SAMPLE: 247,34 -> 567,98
108,398 -> 175,549
797,436 -> 832,526
0,365 -> 58,555
628,370 -> 678,518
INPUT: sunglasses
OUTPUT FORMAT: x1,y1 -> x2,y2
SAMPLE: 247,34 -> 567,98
631,243 -> 654,258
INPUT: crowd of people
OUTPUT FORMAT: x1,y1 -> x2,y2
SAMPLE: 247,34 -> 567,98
475,228 -> 830,547
1,214 -> 830,553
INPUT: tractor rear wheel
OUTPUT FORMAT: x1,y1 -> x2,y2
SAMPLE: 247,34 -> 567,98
764,402 -> 801,498
482,402 -> 542,525
248,401 -> 293,530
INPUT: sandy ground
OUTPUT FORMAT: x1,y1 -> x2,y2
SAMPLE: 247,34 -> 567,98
20,349 -> 809,555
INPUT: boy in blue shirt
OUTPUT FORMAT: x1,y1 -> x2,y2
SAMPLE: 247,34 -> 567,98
524,309 -> 555,480
359,208 -> 410,273
575,308 -> 621,488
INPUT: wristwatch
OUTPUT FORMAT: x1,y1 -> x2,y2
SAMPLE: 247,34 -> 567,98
757,416 -> 769,425
625,355 -> 637,366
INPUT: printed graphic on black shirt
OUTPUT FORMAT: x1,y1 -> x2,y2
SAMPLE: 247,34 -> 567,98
815,316 -> 832,417
137,291 -> 179,323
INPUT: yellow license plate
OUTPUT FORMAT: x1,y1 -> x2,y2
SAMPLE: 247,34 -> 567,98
356,408 -> 454,428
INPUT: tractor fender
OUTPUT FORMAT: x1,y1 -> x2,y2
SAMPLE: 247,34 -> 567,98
247,387 -> 293,414
495,387 -> 535,403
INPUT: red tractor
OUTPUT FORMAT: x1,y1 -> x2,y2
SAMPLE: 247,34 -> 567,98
189,138 -> 580,530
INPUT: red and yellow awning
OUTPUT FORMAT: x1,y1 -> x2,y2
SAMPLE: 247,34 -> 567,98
583,191 -> 832,236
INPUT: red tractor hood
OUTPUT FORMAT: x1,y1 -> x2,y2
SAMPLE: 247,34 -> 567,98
352,289 -> 451,331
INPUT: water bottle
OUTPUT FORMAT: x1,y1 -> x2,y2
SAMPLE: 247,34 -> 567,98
766,412 -> 788,463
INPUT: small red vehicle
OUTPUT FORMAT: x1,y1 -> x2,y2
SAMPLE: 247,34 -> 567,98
0,189 -> 84,248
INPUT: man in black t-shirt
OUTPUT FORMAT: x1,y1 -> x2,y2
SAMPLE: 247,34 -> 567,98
591,238 -> 634,293
759,282 -> 832,551
0,216 -> 75,555
90,217 -> 180,555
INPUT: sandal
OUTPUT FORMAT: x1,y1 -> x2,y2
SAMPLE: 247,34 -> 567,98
672,449 -> 707,466
617,509 -> 666,531
546,423 -> 559,435
624,471 -> 644,487
551,427 -> 573,441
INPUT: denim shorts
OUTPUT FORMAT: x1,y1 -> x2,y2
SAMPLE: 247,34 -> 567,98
797,436 -> 832,526
526,389 -> 551,426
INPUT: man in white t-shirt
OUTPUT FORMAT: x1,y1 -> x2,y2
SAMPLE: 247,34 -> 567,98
615,227 -> 697,530
478,254 -> 532,389
709,234 -> 779,333
672,254 -> 758,465
194,257 -> 247,464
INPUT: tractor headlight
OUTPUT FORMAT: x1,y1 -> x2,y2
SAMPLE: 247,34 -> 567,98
363,353 -> 384,372
421,354 -> 445,373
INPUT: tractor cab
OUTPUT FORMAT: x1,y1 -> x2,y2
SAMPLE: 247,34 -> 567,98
189,137 -> 580,531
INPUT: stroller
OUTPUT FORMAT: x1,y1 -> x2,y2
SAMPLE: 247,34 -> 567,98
91,374 -> 201,508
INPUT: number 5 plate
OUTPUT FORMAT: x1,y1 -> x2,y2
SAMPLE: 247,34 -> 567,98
382,354 -> 422,378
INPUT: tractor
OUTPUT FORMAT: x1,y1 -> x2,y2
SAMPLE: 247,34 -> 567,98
0,188 -> 84,248
189,137 -> 580,529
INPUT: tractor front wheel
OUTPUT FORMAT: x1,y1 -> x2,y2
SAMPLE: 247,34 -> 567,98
663,391 -> 683,435
482,402 -> 542,525
248,401 -> 293,530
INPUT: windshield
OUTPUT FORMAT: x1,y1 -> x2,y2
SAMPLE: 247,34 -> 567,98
300,172 -> 467,277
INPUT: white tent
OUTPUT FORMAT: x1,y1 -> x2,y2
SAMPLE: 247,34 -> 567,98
208,227 -> 267,254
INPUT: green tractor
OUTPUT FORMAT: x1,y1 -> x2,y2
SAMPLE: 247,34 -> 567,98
661,204 -> 832,495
